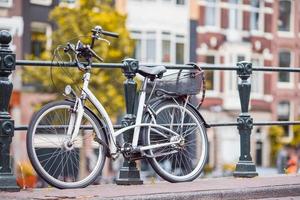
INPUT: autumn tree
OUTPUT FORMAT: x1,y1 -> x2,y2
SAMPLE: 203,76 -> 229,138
23,0 -> 134,118
268,125 -> 284,166
292,122 -> 300,146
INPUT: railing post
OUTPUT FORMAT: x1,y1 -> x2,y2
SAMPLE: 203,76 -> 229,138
233,61 -> 258,178
0,30 -> 20,191
116,58 -> 143,185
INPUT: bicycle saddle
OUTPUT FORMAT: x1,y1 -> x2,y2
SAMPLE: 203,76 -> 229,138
138,65 -> 167,79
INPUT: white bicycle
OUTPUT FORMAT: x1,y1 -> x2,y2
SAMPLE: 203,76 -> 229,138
27,26 -> 208,189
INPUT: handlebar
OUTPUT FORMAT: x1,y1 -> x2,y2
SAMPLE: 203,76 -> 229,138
102,30 -> 119,38
91,26 -> 119,38
63,26 -> 118,71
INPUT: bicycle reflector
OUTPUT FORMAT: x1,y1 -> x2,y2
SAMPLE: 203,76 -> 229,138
64,85 -> 72,95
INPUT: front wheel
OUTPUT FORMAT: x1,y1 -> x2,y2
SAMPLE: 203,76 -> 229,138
27,100 -> 107,189
144,99 -> 208,182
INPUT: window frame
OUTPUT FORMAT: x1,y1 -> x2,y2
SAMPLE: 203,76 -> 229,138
277,49 -> 294,88
250,56 -> 264,98
30,22 -> 52,57
30,0 -> 52,6
204,52 -> 220,95
204,0 -> 220,30
249,0 -> 264,33
130,30 -> 186,64
277,101 -> 294,139
277,0 -> 294,37
0,0 -> 12,7
145,31 -> 157,63
161,32 -> 172,63
228,0 -> 243,31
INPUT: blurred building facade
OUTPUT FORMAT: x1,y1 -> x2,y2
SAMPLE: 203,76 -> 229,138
0,0 -> 59,162
196,0 -> 300,170
116,0 -> 191,65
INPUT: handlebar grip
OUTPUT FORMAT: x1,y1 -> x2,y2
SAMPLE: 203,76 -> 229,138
102,30 -> 119,38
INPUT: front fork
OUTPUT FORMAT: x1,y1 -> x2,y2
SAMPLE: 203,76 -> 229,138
66,97 -> 85,143
66,73 -> 90,143
67,97 -> 85,142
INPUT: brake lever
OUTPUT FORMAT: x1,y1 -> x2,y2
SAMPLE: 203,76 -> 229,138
64,42 -> 76,53
86,45 -> 104,62
97,37 -> 111,46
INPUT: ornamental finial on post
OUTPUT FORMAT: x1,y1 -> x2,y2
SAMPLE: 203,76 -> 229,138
0,30 -> 15,73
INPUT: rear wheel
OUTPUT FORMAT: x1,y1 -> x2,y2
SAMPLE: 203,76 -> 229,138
144,99 -> 208,182
27,100 -> 107,189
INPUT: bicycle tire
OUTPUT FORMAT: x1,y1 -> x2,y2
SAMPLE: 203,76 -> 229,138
27,100 -> 107,189
143,99 -> 208,182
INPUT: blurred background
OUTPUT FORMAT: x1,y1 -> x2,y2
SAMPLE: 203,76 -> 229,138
1,0 -> 300,188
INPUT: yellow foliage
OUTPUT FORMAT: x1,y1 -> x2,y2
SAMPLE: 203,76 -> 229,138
23,0 -> 135,119
268,125 -> 284,166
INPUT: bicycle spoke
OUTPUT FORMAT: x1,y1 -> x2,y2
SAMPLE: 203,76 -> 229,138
29,103 -> 106,188
147,102 -> 207,182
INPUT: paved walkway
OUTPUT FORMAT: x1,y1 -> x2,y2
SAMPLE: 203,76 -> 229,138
1,174 -> 300,200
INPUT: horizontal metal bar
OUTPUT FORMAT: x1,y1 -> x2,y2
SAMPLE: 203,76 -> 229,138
14,124 -> 124,131
198,63 -> 300,72
253,67 -> 300,72
16,60 -> 125,69
16,60 -> 196,70
208,121 -> 300,128
14,120 -> 300,132
253,121 -> 300,126
17,60 -> 300,72
208,122 -> 239,127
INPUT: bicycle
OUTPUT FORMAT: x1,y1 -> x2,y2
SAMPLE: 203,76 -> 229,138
27,26 -> 208,189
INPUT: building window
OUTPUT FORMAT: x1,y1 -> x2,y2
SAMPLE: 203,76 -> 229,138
175,43 -> 184,64
278,0 -> 292,32
30,0 -> 52,6
0,0 -> 12,7
176,0 -> 185,5
146,32 -> 156,63
278,51 -> 291,83
59,0 -> 76,7
60,0 -> 75,3
277,101 -> 290,136
31,23 -> 50,58
251,58 -> 263,94
130,31 -> 186,64
205,55 -> 215,90
161,32 -> 171,63
133,39 -> 142,61
205,0 -> 218,26
228,0 -> 241,30
175,34 -> 185,64
250,0 -> 261,31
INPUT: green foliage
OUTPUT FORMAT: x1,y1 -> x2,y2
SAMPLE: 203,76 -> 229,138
23,0 -> 134,118
268,125 -> 284,166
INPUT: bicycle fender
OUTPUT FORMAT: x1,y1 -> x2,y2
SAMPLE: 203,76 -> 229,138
148,96 -> 210,128
187,102 -> 210,128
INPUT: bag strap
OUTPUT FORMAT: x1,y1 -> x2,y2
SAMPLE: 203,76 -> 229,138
186,62 -> 206,109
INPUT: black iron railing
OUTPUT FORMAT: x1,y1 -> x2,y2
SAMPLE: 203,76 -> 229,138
1,30 -> 300,191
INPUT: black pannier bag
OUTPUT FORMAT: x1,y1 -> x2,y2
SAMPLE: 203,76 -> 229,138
147,63 -> 206,108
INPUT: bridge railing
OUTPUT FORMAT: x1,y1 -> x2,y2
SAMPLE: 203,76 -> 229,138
1,30 -> 299,191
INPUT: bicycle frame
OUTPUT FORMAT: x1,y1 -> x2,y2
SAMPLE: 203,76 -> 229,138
69,71 -> 181,155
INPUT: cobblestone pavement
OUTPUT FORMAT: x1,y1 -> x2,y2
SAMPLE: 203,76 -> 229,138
0,174 -> 300,200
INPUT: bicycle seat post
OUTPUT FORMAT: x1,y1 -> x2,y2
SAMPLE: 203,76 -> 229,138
115,58 -> 143,185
